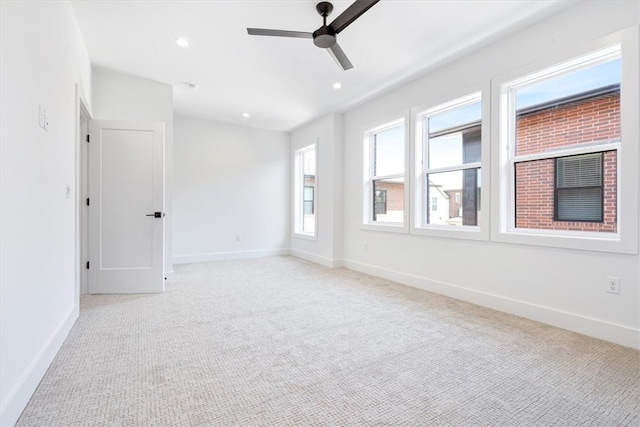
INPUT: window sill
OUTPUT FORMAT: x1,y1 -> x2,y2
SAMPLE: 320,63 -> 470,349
411,225 -> 488,241
361,223 -> 408,234
492,227 -> 636,254
293,232 -> 317,242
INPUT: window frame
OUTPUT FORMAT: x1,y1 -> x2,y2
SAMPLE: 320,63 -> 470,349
362,118 -> 409,233
411,86 -> 490,241
493,27 -> 639,254
293,143 -> 317,240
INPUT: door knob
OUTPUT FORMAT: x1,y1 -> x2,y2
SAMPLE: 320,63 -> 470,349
145,212 -> 165,218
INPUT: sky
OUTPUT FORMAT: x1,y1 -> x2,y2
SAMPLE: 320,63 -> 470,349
429,102 -> 481,134
374,124 -> 404,177
516,58 -> 620,109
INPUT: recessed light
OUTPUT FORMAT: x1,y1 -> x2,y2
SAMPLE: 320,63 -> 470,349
333,82 -> 342,89
175,38 -> 189,47
242,113 -> 250,118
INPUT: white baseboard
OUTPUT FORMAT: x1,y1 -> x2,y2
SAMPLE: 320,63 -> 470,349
0,304 -> 79,427
343,259 -> 640,350
173,248 -> 289,265
289,249 -> 343,268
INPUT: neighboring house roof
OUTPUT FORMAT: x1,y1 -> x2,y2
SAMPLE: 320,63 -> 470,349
428,181 -> 450,199
517,83 -> 620,116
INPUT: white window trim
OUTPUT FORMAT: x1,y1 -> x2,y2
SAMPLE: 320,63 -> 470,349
411,85 -> 491,241
492,27 -> 639,254
362,117 -> 409,233
293,143 -> 317,240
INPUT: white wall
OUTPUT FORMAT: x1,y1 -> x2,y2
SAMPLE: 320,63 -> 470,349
0,1 -> 92,425
290,113 -> 344,267
341,2 -> 640,348
91,67 -> 174,276
173,116 -> 289,263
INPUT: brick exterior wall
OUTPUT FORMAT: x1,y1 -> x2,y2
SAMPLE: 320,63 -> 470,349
514,91 -> 619,232
446,190 -> 462,219
376,181 -> 404,211
516,92 -> 620,156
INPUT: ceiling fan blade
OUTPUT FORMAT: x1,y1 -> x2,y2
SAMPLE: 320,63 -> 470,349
329,0 -> 380,34
327,43 -> 353,71
247,28 -> 313,39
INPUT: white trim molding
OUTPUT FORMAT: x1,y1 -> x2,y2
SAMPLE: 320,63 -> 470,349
0,304 -> 79,427
290,248 -> 343,268
342,258 -> 639,350
173,248 -> 289,264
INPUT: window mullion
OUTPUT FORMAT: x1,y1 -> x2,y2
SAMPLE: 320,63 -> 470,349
425,163 -> 481,174
513,143 -> 619,164
372,173 -> 405,181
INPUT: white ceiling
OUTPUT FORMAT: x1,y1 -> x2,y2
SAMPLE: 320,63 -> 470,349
70,0 -> 571,132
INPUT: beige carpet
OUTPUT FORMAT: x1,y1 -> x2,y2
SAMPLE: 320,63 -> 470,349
17,256 -> 640,426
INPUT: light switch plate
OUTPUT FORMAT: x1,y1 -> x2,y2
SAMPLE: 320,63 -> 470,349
39,105 -> 45,128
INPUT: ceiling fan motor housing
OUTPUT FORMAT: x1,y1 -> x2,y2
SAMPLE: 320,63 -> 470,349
313,26 -> 336,48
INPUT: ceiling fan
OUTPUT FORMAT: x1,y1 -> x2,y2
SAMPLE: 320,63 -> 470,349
247,0 -> 380,71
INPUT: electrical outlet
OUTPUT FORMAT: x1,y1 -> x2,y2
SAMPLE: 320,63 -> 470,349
606,276 -> 620,294
363,242 -> 368,251
235,234 -> 241,241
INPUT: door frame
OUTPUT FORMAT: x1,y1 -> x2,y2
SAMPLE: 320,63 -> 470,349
75,83 -> 92,299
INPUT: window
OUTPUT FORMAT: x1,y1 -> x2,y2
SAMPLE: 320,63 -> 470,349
363,120 -> 406,229
294,144 -> 316,237
494,28 -> 640,254
506,46 -> 620,234
555,153 -> 603,222
303,186 -> 315,215
416,93 -> 482,229
374,189 -> 387,215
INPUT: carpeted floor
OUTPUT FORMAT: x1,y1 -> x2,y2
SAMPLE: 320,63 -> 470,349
16,256 -> 640,426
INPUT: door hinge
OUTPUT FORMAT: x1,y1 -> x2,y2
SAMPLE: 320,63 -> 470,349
86,261 -> 90,269
86,198 -> 90,206
86,135 -> 90,143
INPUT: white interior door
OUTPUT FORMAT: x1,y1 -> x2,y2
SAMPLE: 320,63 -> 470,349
88,120 -> 165,294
